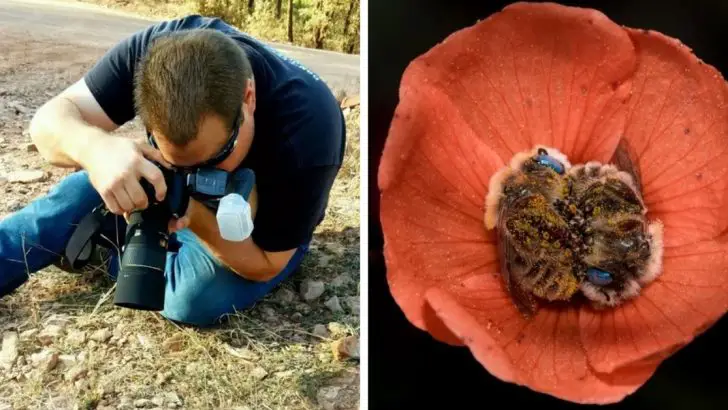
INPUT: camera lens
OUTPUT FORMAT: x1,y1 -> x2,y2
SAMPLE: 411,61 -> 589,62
113,206 -> 169,311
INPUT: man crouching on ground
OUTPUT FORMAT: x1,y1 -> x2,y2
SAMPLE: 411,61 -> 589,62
0,15 -> 345,326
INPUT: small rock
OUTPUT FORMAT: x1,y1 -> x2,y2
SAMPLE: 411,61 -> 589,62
274,288 -> 296,303
317,386 -> 342,410
162,334 -> 184,352
251,366 -> 268,380
151,395 -> 165,406
332,336 -> 359,361
90,328 -> 112,343
330,274 -> 351,288
327,322 -> 348,337
134,398 -> 152,408
75,378 -> 90,391
300,280 -> 325,301
262,306 -> 277,319
291,312 -> 303,321
5,200 -> 22,212
8,101 -> 28,115
340,94 -> 360,109
324,296 -> 344,313
137,334 -> 153,349
37,324 -> 64,345
25,143 -> 38,152
30,349 -> 59,372
313,324 -> 329,339
275,370 -> 294,379
345,296 -> 360,315
77,351 -> 87,363
224,344 -> 259,361
0,332 -> 19,370
294,303 -> 311,314
7,101 -> 28,114
65,365 -> 87,382
112,323 -> 126,339
65,330 -> 86,347
119,395 -> 134,407
166,404 -> 178,409
7,169 -> 47,184
58,354 -> 77,369
0,176 -> 7,186
164,392 -> 182,406
19,328 -> 38,340
155,371 -> 172,386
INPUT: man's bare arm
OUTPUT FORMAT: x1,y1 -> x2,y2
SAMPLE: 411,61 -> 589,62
29,78 -> 170,214
185,188 -> 297,281
29,79 -> 120,169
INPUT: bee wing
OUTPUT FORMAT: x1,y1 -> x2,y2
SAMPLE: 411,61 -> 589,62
609,138 -> 643,196
496,199 -> 538,317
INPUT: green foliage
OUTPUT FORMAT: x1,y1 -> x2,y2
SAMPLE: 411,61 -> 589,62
193,0 -> 359,53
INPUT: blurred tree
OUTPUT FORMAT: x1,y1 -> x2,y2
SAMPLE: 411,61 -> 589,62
288,0 -> 294,42
344,0 -> 356,36
178,0 -> 359,53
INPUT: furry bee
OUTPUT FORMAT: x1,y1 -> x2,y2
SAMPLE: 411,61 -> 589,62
567,161 -> 664,309
485,146 -> 581,316
486,144 -> 664,316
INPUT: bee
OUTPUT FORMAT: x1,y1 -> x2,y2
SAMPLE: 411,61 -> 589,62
567,159 -> 664,309
485,143 -> 664,316
485,146 -> 581,316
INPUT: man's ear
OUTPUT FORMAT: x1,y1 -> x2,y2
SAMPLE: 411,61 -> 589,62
244,78 -> 256,115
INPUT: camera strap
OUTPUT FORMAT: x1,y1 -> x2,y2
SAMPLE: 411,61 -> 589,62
64,205 -> 112,270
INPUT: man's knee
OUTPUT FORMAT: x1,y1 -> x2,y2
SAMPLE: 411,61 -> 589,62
159,248 -> 249,326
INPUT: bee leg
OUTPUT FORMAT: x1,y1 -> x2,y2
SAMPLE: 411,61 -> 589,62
509,279 -> 538,318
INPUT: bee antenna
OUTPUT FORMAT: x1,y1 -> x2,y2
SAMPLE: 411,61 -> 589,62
537,148 -> 548,156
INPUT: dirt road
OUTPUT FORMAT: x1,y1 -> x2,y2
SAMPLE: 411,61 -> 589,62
0,0 -> 360,96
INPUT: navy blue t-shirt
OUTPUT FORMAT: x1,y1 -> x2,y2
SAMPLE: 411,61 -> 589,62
83,15 -> 345,252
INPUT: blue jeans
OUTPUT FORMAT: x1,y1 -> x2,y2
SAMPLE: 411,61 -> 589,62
0,171 -> 307,326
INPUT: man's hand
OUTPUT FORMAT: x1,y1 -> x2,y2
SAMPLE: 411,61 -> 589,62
168,212 -> 191,233
82,135 -> 172,215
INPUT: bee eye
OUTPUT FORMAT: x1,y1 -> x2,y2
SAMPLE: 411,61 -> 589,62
587,267 -> 613,286
535,154 -> 565,174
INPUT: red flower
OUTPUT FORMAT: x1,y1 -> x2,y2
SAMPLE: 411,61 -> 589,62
379,2 -> 728,404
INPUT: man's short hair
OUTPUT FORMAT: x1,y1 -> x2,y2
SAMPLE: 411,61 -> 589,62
133,28 -> 253,145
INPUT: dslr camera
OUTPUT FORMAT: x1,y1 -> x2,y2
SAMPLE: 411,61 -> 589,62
64,164 -> 255,311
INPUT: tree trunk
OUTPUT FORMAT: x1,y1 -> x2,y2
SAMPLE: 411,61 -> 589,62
287,0 -> 294,42
248,0 -> 254,12
276,0 -> 282,19
343,0 -> 355,35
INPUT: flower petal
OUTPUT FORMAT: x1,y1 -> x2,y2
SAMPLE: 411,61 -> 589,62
387,2 -> 635,164
620,29 -> 728,247
580,237 -> 728,375
380,66 -> 505,343
425,275 -> 657,404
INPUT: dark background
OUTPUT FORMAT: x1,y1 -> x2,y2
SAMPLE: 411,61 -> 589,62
368,0 -> 728,409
